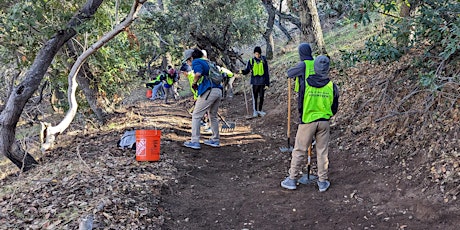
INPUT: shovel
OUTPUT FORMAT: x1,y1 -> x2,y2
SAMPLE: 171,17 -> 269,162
298,142 -> 318,185
279,78 -> 294,152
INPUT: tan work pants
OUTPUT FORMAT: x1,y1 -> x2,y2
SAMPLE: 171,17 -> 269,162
191,88 -> 222,142
288,121 -> 330,182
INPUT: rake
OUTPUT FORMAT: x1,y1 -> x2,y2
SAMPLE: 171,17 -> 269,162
217,112 -> 236,132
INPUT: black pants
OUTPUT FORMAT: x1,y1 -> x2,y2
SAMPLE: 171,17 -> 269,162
252,85 -> 265,111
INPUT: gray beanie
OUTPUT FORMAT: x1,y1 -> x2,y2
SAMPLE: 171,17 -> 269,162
314,55 -> 330,79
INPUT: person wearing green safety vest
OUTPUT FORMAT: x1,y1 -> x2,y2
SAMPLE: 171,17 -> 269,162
146,72 -> 165,100
240,46 -> 270,117
281,52 -> 339,193
163,67 -> 178,104
220,66 -> 235,99
293,43 -> 315,115
180,62 -> 198,100
182,48 -> 223,150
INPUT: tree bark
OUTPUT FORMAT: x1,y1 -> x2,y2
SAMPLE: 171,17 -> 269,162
299,0 -> 315,43
41,0 -> 147,151
66,41 -> 107,124
0,0 -> 105,171
261,0 -> 276,59
306,0 -> 327,54
275,19 -> 293,42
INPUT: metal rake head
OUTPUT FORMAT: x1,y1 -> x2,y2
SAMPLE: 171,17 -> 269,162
220,122 -> 236,132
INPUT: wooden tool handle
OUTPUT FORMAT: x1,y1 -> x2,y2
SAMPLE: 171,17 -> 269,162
287,78 -> 291,138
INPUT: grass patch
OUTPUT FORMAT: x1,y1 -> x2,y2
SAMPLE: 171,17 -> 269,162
325,15 -> 387,57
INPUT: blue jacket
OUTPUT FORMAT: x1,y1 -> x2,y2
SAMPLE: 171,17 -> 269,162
192,58 -> 222,96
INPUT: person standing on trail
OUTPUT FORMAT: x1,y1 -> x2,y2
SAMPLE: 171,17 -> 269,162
163,68 -> 177,104
220,66 -> 235,99
182,48 -> 223,150
281,54 -> 339,192
293,43 -> 315,115
240,46 -> 270,117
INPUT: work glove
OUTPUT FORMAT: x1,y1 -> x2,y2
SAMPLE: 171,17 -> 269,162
192,83 -> 198,90
264,85 -> 269,90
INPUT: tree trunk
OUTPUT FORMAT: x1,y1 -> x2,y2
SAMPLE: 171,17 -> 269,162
66,42 -> 107,124
42,0 -> 147,151
262,0 -> 276,59
0,0 -> 104,172
299,0 -> 315,43
275,19 -> 293,42
306,0 -> 327,55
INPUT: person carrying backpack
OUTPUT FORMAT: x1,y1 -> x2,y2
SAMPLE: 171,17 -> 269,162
182,48 -> 223,150
280,53 -> 339,193
240,46 -> 270,117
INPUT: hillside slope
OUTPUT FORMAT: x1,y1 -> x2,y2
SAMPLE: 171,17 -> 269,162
0,46 -> 459,228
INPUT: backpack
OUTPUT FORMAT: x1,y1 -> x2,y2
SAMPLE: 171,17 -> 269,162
205,60 -> 223,85
117,130 -> 136,150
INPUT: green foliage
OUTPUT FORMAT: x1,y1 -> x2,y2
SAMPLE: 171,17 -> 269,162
339,0 -> 459,89
0,0 -> 143,109
136,0 -> 265,65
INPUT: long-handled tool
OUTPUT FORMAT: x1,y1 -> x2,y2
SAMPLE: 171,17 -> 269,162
280,78 -> 294,152
298,142 -> 318,184
217,112 -> 236,132
242,75 -> 250,117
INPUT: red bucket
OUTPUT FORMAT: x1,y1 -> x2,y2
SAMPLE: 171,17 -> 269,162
135,130 -> 161,161
146,89 -> 152,98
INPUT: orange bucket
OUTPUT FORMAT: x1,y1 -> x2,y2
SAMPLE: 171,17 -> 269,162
146,89 -> 152,98
135,130 -> 161,161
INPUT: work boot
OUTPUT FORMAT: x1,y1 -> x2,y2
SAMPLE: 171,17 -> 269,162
317,180 -> 330,192
281,177 -> 297,190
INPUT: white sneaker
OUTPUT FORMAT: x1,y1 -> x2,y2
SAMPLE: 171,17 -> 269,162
252,111 -> 259,117
258,111 -> 266,117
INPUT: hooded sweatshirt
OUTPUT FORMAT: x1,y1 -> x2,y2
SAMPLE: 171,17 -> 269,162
288,53 -> 339,123
287,43 -> 315,117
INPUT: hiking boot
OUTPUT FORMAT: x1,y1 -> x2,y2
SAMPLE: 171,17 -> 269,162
258,111 -> 266,117
281,177 -> 297,190
298,174 -> 318,185
183,141 -> 201,150
317,180 -> 330,192
203,139 -> 220,147
253,111 -> 259,118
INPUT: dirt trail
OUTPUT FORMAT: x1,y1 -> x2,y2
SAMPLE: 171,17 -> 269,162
1,79 -> 458,229
149,90 -> 459,230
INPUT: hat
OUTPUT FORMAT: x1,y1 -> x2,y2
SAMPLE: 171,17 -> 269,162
183,49 -> 194,62
314,55 -> 330,79
254,46 -> 262,54
180,62 -> 192,72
